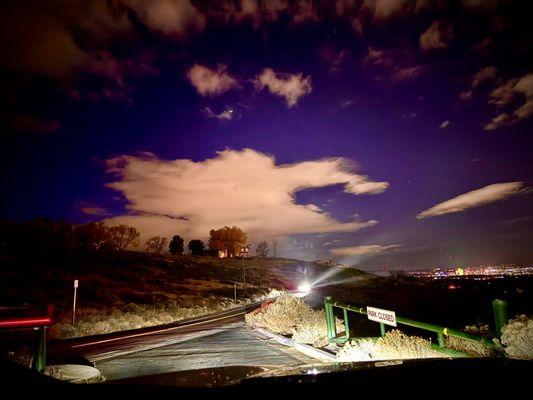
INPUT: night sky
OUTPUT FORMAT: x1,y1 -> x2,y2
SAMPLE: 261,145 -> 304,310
1,1 -> 532,269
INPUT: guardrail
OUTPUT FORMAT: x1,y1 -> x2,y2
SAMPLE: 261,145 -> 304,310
0,306 -> 53,372
324,296 -> 505,355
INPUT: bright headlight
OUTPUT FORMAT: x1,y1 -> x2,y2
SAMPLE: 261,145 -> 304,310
298,282 -> 312,293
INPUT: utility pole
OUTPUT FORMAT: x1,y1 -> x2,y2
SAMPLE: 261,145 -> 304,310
242,255 -> 246,292
241,243 -> 253,293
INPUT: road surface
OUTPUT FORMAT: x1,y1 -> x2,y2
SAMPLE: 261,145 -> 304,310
48,300 -> 317,383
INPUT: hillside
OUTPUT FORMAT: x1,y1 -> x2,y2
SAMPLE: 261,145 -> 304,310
0,251 -> 371,338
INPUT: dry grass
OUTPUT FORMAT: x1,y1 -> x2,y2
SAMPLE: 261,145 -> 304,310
445,323 -> 498,357
245,294 -> 342,347
445,336 -> 497,357
501,314 -> 533,360
50,290 -> 282,339
337,330 -> 446,362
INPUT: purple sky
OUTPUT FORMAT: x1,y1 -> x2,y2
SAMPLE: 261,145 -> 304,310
1,1 -> 532,269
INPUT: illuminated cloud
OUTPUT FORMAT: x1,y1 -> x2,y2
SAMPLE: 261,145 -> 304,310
419,20 -> 453,51
187,64 -> 239,97
472,66 -> 497,88
81,206 -> 108,216
417,182 -> 527,219
104,149 -> 388,242
484,73 -> 533,130
362,46 -> 423,83
330,244 -> 402,257
391,65 -> 424,82
203,107 -> 235,121
255,68 -> 312,107
459,66 -> 497,101
125,0 -> 205,36
484,113 -> 510,131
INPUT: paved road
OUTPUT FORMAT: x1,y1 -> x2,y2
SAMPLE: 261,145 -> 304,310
48,300 -> 316,382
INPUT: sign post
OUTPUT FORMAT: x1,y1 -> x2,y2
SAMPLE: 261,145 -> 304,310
72,279 -> 78,325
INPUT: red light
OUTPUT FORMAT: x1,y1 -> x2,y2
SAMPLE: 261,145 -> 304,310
0,317 -> 52,329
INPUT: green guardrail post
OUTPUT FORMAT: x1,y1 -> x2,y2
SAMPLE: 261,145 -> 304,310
31,327 -> 46,373
343,308 -> 350,340
437,332 -> 445,347
492,299 -> 509,337
380,323 -> 386,336
324,296 -> 333,340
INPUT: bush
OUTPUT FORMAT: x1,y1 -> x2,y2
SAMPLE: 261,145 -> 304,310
337,330 -> 446,362
245,294 -> 342,347
445,336 -> 497,357
501,315 -> 533,360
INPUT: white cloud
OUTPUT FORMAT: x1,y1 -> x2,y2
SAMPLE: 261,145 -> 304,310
203,107 -> 235,121
391,65 -> 424,82
187,64 -> 239,97
330,244 -> 401,257
417,182 -> 527,219
255,68 -> 312,107
362,47 -> 423,83
439,120 -> 450,129
484,73 -> 533,130
77,202 -> 108,216
419,20 -> 453,51
125,0 -> 205,36
81,206 -> 108,216
459,90 -> 473,101
104,149 -> 389,243
472,66 -> 497,88
484,113 -> 510,131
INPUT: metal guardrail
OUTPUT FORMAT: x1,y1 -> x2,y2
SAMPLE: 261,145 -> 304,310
0,306 -> 53,372
324,296 -> 505,354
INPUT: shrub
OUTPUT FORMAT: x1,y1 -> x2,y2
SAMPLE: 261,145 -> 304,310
245,294 -> 309,335
245,294 -> 342,347
292,309 -> 331,347
445,336 -> 497,357
501,315 -> 533,360
337,330 -> 446,362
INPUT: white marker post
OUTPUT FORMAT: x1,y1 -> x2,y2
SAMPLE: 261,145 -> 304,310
234,283 -> 237,302
72,279 -> 79,325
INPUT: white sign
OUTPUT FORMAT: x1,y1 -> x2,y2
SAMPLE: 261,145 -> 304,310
74,279 -> 79,288
366,306 -> 397,327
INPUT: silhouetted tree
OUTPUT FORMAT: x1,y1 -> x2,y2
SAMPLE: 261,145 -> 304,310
145,236 -> 167,254
208,226 -> 247,257
188,239 -> 205,255
169,234 -> 184,255
107,225 -> 140,250
256,241 -> 269,257
69,222 -> 110,252
157,237 -> 168,254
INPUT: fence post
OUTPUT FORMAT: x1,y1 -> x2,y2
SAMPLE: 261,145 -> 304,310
437,332 -> 445,347
324,296 -> 334,340
31,326 -> 46,372
343,308 -> 350,340
492,299 -> 509,337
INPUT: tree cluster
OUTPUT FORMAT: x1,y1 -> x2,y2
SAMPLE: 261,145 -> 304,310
0,219 -> 140,256
208,226 -> 247,257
